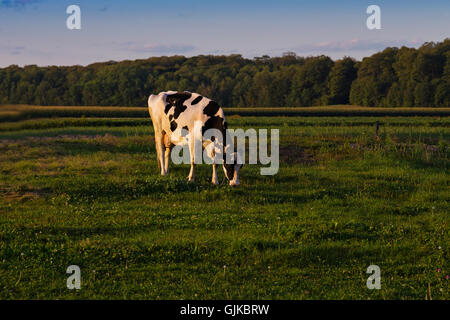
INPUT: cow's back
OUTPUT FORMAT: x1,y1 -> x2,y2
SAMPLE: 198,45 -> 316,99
148,91 -> 227,145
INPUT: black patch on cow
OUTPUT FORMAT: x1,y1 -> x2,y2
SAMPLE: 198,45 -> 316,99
203,100 -> 220,117
169,114 -> 174,121
181,126 -> 189,137
201,116 -> 225,137
191,95 -> 203,105
164,104 -> 172,114
173,104 -> 187,119
166,91 -> 192,105
166,91 -> 192,119
170,120 -> 178,132
202,116 -> 227,144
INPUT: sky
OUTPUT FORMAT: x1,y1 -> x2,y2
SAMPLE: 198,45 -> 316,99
0,0 -> 449,67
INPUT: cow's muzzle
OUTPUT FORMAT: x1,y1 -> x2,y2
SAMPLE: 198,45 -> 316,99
229,180 -> 240,187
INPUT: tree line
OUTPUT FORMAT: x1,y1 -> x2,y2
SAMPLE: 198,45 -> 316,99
0,39 -> 449,107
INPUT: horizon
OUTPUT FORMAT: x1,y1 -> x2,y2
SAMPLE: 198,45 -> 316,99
0,40 -> 445,69
1,0 -> 449,67
1,39 -> 448,69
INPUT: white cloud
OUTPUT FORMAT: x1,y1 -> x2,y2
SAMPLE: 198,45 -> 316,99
291,38 -> 423,53
119,42 -> 196,55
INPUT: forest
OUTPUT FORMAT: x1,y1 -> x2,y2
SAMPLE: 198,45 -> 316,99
0,39 -> 449,108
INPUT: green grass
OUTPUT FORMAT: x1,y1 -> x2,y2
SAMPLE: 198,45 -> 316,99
0,114 -> 448,299
1,105 -> 450,122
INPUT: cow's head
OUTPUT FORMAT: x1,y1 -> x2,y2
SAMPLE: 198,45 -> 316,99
223,152 -> 243,187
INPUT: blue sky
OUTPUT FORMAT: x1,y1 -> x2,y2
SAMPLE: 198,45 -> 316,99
0,0 -> 449,66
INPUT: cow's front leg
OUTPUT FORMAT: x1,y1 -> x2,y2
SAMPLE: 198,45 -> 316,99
210,148 -> 218,185
203,142 -> 218,185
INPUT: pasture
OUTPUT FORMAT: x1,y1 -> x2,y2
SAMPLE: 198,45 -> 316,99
0,107 -> 448,299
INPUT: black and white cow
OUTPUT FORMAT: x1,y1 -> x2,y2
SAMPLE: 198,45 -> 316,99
148,91 -> 242,186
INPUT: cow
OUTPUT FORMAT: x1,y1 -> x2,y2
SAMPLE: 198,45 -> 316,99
148,91 -> 242,186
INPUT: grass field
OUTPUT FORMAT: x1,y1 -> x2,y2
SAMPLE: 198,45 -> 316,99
2,105 -> 450,122
0,107 -> 449,299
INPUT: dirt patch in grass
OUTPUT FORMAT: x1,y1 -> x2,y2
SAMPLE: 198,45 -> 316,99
0,186 -> 49,203
2,191 -> 41,202
280,146 -> 317,165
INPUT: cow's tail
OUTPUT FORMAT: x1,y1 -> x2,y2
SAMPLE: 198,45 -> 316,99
148,93 -> 161,171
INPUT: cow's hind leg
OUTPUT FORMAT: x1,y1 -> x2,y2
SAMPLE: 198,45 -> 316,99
211,162 -> 218,185
188,138 -> 195,182
163,133 -> 172,175
164,148 -> 170,174
155,132 -> 166,176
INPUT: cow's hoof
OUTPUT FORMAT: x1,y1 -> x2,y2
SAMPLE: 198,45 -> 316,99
229,181 -> 240,187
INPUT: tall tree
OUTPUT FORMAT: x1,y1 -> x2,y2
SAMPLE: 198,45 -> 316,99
325,57 -> 357,105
